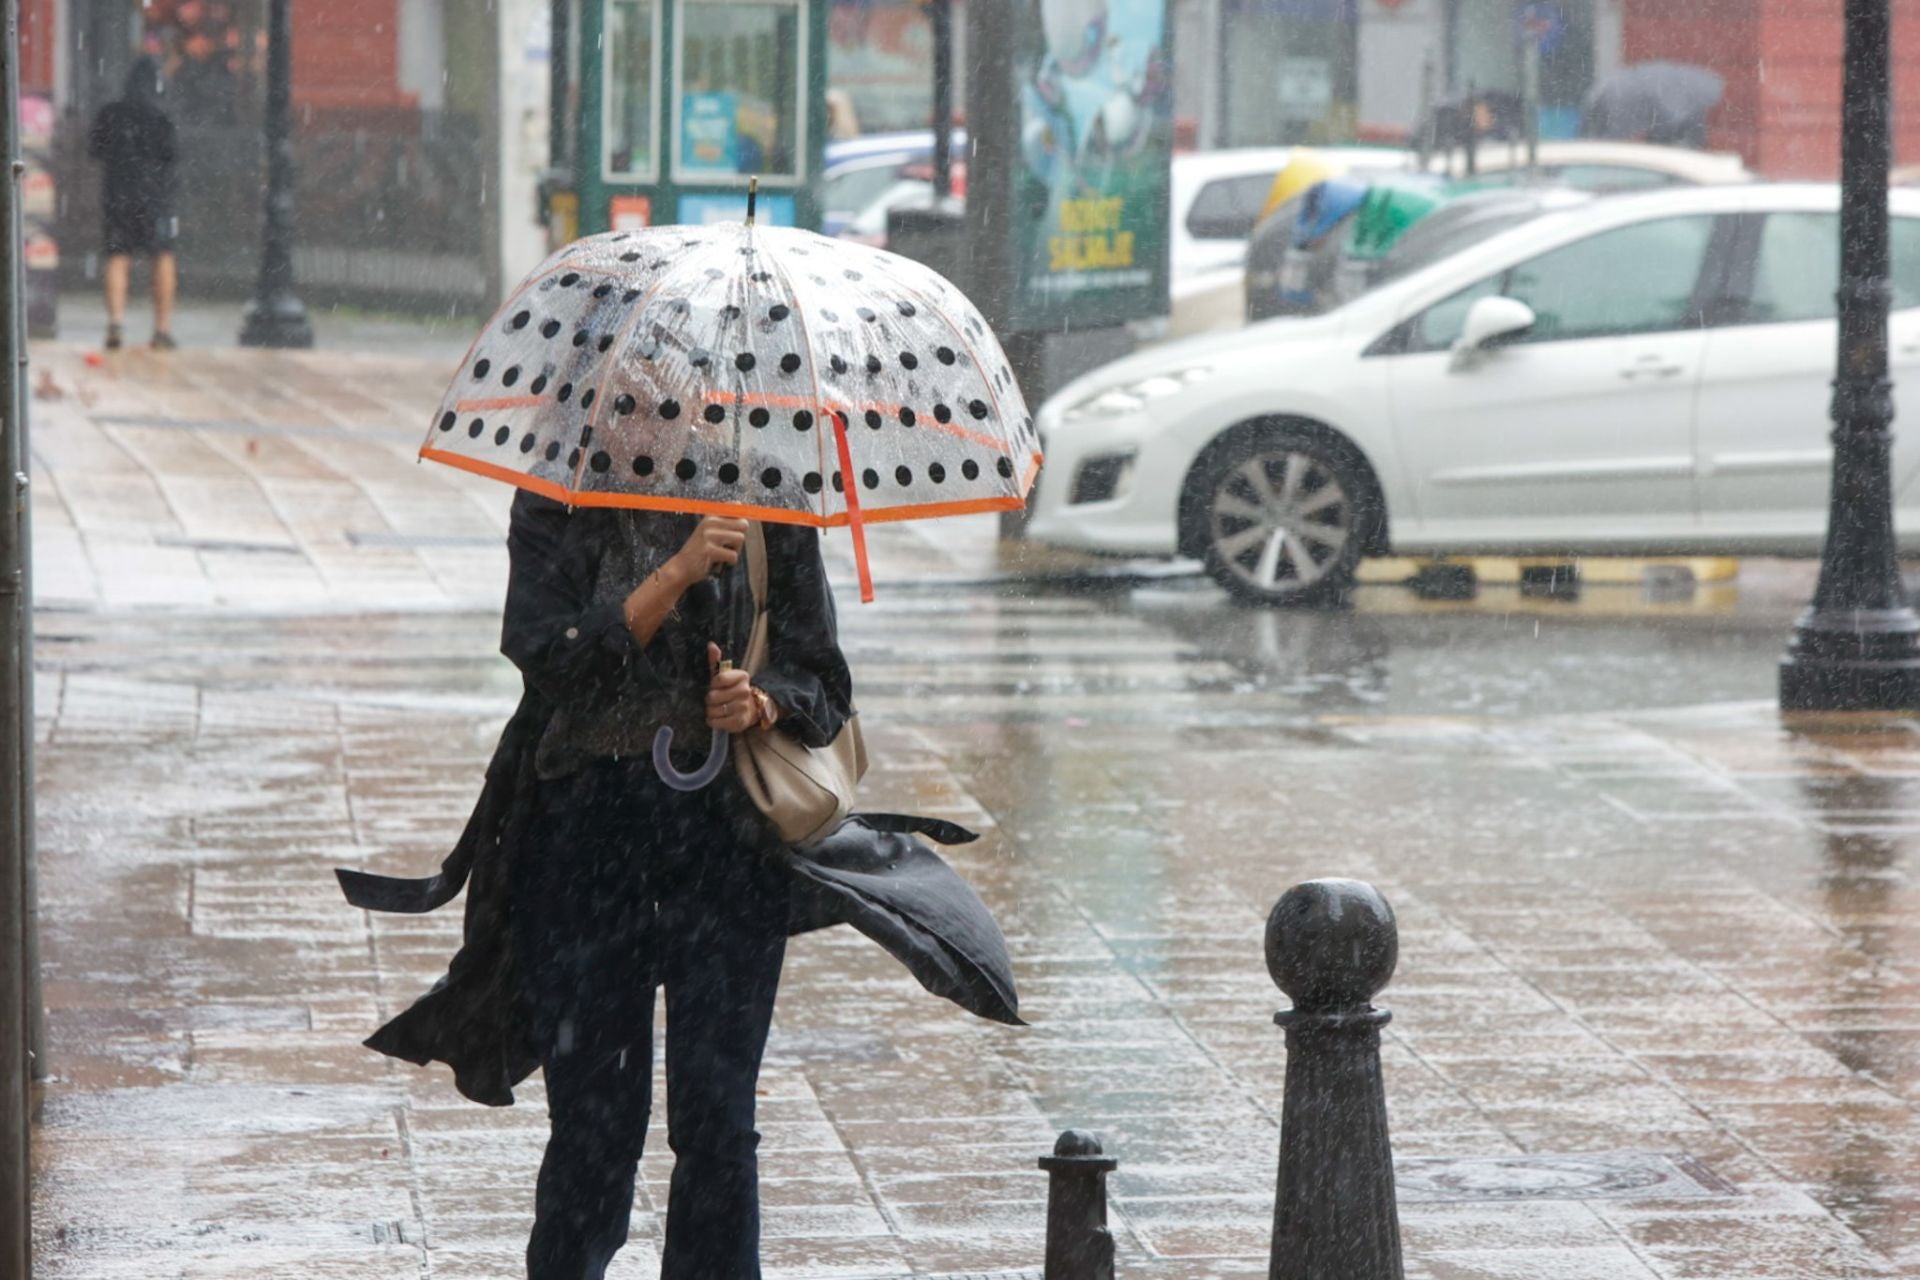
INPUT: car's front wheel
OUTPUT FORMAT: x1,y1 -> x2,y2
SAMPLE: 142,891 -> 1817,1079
1195,431 -> 1369,607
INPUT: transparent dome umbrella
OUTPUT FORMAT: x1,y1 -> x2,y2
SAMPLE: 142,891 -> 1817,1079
420,206 -> 1042,788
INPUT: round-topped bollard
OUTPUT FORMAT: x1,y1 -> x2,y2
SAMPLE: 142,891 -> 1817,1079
1264,879 -> 1405,1280
1264,877 -> 1399,1015
1038,1129 -> 1116,1280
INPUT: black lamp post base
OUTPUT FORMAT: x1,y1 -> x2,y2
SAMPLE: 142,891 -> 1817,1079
1780,606 -> 1920,711
239,296 -> 314,349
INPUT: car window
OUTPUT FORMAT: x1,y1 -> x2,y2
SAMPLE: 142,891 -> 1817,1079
1410,275 -> 1506,350
1186,173 -> 1282,241
1505,215 -> 1716,342
1747,213 -> 1920,323
1405,215 -> 1716,352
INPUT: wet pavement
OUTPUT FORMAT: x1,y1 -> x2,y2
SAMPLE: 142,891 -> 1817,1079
22,342 -> 1920,1278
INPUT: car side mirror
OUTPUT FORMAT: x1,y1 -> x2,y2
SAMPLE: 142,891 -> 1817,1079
1450,296 -> 1537,370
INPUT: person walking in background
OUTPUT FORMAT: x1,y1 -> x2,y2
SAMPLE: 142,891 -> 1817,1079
88,56 -> 180,351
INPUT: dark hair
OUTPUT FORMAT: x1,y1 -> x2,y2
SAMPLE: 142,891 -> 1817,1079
121,56 -> 164,108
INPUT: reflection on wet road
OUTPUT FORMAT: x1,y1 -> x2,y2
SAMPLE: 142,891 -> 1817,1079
29,554 -> 1920,1279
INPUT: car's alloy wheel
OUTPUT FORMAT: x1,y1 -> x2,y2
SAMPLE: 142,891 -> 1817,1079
1202,443 -> 1362,606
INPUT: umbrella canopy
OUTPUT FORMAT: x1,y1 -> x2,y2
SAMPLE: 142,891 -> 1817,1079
423,220 -> 1042,602
1344,176 -> 1448,263
1291,177 -> 1372,250
1258,147 -> 1343,222
1582,61 -> 1724,147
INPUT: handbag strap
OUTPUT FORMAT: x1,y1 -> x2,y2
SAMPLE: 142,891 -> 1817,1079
741,522 -> 771,675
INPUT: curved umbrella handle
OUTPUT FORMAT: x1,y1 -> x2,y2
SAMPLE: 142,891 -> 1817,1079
652,725 -> 730,791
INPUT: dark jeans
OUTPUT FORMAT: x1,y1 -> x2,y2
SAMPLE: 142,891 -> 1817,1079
516,759 -> 789,1280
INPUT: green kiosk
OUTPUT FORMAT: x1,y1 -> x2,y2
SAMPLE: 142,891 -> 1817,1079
543,0 -> 830,241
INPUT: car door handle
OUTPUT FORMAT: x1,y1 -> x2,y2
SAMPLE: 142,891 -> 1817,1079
1620,358 -> 1684,380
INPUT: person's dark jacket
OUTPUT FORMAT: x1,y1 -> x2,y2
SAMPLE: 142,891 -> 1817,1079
337,493 -> 1021,1106
89,61 -> 178,222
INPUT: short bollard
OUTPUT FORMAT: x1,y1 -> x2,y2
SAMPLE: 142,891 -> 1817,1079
1039,1129 -> 1117,1280
1264,878 -> 1404,1280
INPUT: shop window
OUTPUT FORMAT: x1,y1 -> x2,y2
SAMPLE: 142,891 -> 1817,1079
676,0 -> 803,181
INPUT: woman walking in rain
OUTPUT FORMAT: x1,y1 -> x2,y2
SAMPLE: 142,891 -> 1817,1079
338,219 -> 1033,1280
88,56 -> 180,352
502,499 -> 846,1278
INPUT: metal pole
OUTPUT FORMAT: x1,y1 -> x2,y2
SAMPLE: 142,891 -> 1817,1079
929,0 -> 953,203
238,0 -> 312,348
1780,0 -> 1920,712
1265,879 -> 1404,1280
11,32 -> 36,1085
1522,37 -> 1540,173
0,0 -> 35,1270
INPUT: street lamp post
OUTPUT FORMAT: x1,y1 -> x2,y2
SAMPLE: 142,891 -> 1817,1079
1780,0 -> 1920,712
238,0 -> 313,349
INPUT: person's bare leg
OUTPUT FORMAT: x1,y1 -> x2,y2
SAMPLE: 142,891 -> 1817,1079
152,253 -> 177,347
103,255 -> 130,347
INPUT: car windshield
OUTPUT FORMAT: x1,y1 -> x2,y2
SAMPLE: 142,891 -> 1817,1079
1371,206 -> 1545,286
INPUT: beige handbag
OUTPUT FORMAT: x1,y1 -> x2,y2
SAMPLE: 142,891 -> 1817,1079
733,522 -> 868,847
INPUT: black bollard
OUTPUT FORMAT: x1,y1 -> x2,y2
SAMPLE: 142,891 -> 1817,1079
1039,1129 -> 1117,1280
1265,878 -> 1404,1280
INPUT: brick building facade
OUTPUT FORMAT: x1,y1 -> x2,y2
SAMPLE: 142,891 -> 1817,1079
1624,0 -> 1920,177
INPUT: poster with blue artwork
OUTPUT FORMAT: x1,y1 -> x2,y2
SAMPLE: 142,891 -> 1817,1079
681,92 -> 739,172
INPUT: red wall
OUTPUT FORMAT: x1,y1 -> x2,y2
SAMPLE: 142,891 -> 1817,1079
19,0 -> 57,96
291,0 -> 415,116
1625,0 -> 1920,178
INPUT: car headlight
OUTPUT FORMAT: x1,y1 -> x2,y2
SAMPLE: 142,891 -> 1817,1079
1061,366 -> 1213,422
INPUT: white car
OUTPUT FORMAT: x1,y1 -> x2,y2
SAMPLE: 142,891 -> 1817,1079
1029,183 -> 1920,604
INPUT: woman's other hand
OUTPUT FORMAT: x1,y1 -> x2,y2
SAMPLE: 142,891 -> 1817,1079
706,641 -> 759,733
672,517 -> 749,583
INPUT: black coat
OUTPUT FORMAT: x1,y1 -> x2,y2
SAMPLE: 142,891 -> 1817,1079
88,99 -> 177,219
337,493 -> 1020,1106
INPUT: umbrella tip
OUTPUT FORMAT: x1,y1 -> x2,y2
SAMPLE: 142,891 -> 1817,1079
747,176 -> 759,227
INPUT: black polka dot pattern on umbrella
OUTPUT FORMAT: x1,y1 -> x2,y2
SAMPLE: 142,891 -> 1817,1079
424,223 -> 1035,522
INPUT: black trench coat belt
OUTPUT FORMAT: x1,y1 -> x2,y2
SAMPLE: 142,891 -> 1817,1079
336,698 -> 1023,1107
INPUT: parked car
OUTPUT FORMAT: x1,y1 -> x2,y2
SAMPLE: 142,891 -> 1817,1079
1426,138 -> 1751,189
1245,184 -> 1592,322
1239,142 -> 1751,327
824,130 -> 967,237
1028,184 -> 1920,604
